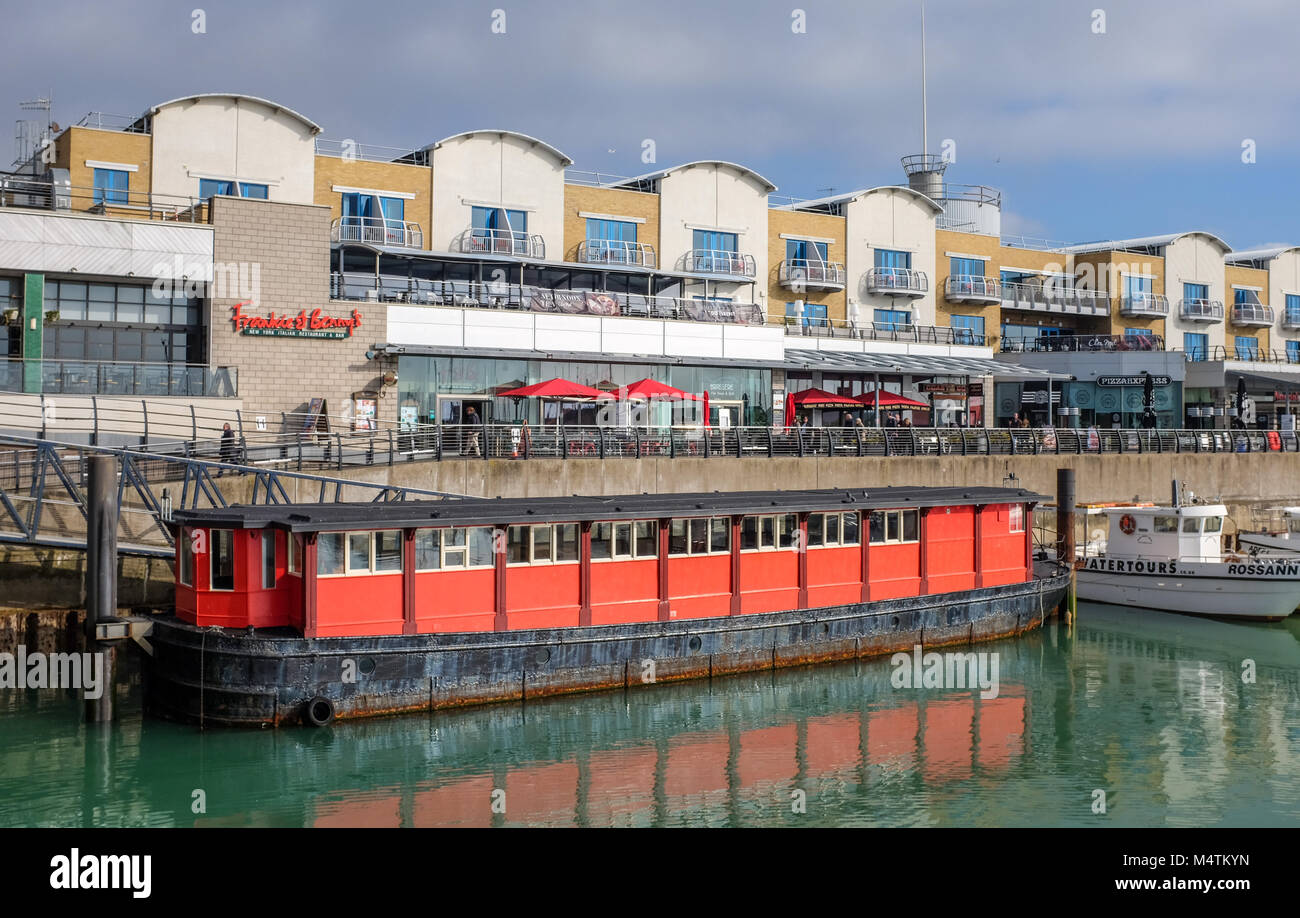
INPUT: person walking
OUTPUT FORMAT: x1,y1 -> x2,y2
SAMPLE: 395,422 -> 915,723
218,422 -> 237,477
465,406 -> 483,457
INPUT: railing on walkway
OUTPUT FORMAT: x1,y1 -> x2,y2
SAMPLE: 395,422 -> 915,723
1000,333 -> 1164,354
0,358 -> 238,397
0,174 -> 211,223
1175,345 -> 1300,365
330,216 -> 423,249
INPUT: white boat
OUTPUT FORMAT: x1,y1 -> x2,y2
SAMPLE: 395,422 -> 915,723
1076,497 -> 1300,622
1239,507 -> 1300,557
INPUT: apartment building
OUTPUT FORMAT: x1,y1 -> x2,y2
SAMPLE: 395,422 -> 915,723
4,91 -> 1298,433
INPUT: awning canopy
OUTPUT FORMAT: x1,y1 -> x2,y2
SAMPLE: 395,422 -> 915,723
789,387 -> 862,409
784,348 -> 1072,380
498,378 -> 604,399
854,390 -> 929,409
1224,367 -> 1300,390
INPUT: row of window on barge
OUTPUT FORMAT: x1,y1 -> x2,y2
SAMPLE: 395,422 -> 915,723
171,486 -> 1038,639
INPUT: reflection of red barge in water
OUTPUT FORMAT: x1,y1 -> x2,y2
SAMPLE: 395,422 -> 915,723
150,486 -> 1068,726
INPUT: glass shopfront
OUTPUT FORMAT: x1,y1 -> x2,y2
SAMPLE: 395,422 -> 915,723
397,356 -> 771,428
995,379 -> 1183,428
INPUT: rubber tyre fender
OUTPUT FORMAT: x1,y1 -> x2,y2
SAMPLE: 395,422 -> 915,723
304,695 -> 335,727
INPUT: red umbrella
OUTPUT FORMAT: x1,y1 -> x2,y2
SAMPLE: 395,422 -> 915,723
498,378 -> 605,399
598,378 -> 700,401
854,389 -> 929,409
703,390 -> 710,427
789,387 -> 862,409
784,390 -> 796,429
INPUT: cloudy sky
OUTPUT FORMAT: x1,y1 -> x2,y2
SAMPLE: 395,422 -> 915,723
4,0 -> 1297,248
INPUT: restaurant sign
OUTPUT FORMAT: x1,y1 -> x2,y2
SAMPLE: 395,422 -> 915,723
1096,375 -> 1171,387
230,302 -> 362,339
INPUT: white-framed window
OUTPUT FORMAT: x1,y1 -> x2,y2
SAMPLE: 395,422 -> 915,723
287,534 -> 302,576
318,530 -> 404,576
1008,504 -> 1025,534
805,512 -> 861,548
868,509 -> 920,545
668,517 -> 731,556
210,528 -> 235,590
262,529 -> 277,589
592,520 -> 658,561
507,523 -> 580,565
740,514 -> 800,551
179,527 -> 194,586
1153,516 -> 1178,534
412,527 -> 495,571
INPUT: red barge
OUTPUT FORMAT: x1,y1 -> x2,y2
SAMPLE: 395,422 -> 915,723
150,486 -> 1069,726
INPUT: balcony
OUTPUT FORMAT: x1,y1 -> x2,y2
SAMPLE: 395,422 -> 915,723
0,357 -> 238,397
330,216 -> 423,249
944,275 -> 1001,304
681,249 -> 757,278
1119,293 -> 1170,317
778,259 -> 846,290
458,228 -> 546,259
1231,302 -> 1275,327
1001,333 -> 1164,354
864,267 -> 928,298
1283,310 -> 1300,332
1177,298 -> 1224,323
783,316 -> 985,347
577,239 -> 657,269
1000,282 -> 1110,316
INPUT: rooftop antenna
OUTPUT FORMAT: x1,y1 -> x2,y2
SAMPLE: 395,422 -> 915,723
900,4 -> 946,198
14,92 -> 54,168
921,0 -> 927,158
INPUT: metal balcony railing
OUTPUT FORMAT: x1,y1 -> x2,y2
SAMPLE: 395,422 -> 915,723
0,174 -> 209,222
1284,310 -> 1300,331
1000,333 -> 1165,354
778,259 -> 846,288
1119,293 -> 1170,317
999,282 -> 1110,316
944,275 -> 1002,302
1177,298 -> 1224,322
0,358 -> 238,397
783,316 -> 985,346
330,216 -> 424,249
577,239 -> 658,268
1176,344 -> 1300,365
460,228 -> 546,259
683,249 -> 757,278
864,267 -> 928,296
1231,302 -> 1275,326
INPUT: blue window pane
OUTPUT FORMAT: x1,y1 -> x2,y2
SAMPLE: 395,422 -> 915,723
1124,275 -> 1152,296
1233,287 -> 1260,306
1183,283 -> 1208,300
874,308 -> 911,331
950,256 -> 984,277
786,240 -> 827,263
1235,336 -> 1259,360
239,183 -> 268,199
380,197 -> 404,222
1287,340 -> 1300,363
950,314 -> 984,344
693,229 -> 736,252
586,218 -> 636,243
199,178 -> 235,200
93,169 -> 129,205
1184,332 -> 1208,361
874,249 -> 911,269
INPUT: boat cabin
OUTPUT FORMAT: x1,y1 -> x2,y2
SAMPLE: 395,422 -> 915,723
1092,504 -> 1226,563
169,487 -> 1041,638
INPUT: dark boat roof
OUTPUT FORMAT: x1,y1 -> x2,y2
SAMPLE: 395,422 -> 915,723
171,486 -> 1046,533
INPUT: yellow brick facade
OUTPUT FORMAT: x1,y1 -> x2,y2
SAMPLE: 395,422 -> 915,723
312,156 -> 433,250
54,126 -> 153,211
561,185 -> 660,265
1224,264 -> 1271,354
767,210 -> 847,325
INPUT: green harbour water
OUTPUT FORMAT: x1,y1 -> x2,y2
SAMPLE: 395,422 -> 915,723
1,602 -> 1298,827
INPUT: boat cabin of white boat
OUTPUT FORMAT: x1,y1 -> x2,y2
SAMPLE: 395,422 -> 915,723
1085,504 -> 1226,563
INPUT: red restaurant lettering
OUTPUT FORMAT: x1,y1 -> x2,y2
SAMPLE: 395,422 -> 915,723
230,302 -> 362,337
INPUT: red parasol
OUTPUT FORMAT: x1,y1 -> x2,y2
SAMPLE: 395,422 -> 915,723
784,390 -> 796,429
498,378 -> 605,400
598,378 -> 701,401
854,389 -> 929,409
789,387 -> 862,409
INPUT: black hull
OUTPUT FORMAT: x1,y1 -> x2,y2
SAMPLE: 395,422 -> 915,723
147,566 -> 1070,727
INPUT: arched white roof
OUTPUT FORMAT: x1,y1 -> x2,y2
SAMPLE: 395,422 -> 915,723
1225,245 -> 1300,266
427,130 -> 573,166
775,184 -> 942,215
1064,231 -> 1231,255
609,160 -> 778,194
146,93 -> 321,134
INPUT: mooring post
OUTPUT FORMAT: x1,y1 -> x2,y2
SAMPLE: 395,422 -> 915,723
84,454 -> 118,722
1055,467 -> 1077,625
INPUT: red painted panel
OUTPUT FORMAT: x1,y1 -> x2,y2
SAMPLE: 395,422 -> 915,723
977,695 -> 1026,769
590,558 -> 659,625
739,550 -> 799,613
925,505 -> 977,594
316,573 -> 404,637
737,724 -> 798,787
313,791 -> 402,827
922,699 -> 974,782
981,504 -> 1030,586
805,714 -> 861,777
867,703 -> 917,765
665,732 -> 729,803
505,563 -> 580,630
667,555 -> 732,620
412,774 -> 494,828
414,569 -> 495,633
807,545 -> 862,608
867,542 -> 921,599
505,761 -> 578,827
586,746 -> 657,825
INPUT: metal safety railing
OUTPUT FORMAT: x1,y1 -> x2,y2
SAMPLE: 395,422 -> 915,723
779,259 -> 846,287
457,228 -> 546,259
0,358 -> 238,398
330,216 -> 424,249
576,239 -> 658,268
682,249 -> 757,278
864,267 -> 928,296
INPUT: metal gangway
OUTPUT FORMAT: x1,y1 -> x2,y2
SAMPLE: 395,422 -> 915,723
0,436 -> 462,559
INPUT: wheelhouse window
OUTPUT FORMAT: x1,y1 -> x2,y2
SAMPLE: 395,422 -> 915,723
669,517 -> 731,556
210,529 -> 235,590
507,523 -> 580,564
287,534 -> 302,575
741,513 -> 798,551
1204,516 -> 1223,534
805,512 -> 861,548
591,521 -> 657,561
869,510 -> 919,545
261,530 -> 276,589
413,527 -> 494,570
179,528 -> 194,586
318,533 -> 345,576
1008,504 -> 1025,534
1182,517 -> 1201,534
1153,516 -> 1178,533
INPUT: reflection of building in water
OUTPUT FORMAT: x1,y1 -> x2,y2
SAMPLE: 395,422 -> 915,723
308,690 -> 1027,827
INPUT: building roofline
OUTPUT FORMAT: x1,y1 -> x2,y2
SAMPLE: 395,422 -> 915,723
145,93 -> 322,134
1225,245 -> 1300,266
1063,231 -> 1231,256
606,160 -> 778,193
425,130 -> 574,166
774,185 -> 942,215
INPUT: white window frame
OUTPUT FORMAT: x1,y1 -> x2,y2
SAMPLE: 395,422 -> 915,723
287,533 -> 302,576
592,520 -> 658,562
869,509 -> 920,545
1008,504 -> 1025,534
179,527 -> 194,586
669,517 -> 732,556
